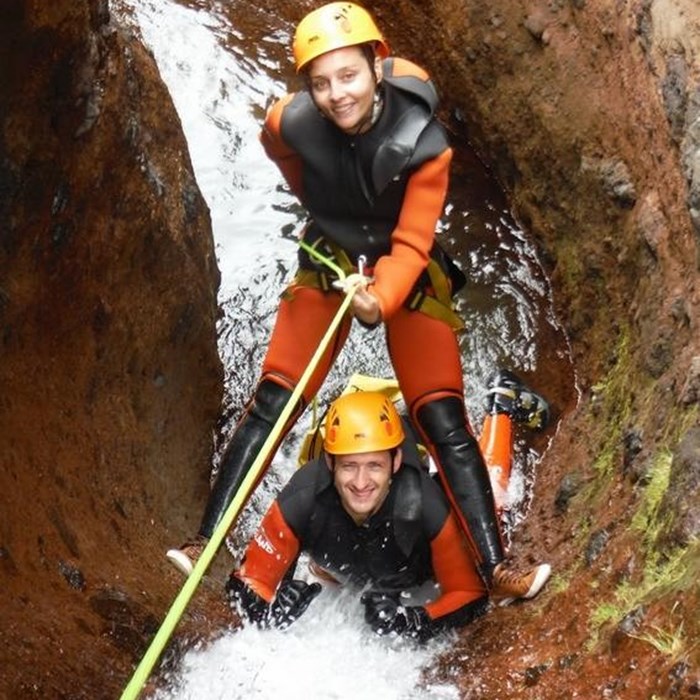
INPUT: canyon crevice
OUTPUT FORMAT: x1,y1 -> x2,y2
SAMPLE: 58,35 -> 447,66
1,0 -> 698,697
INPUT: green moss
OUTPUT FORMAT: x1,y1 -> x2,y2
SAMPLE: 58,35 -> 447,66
572,330 -> 636,509
584,414 -> 698,652
630,620 -> 686,659
548,572 -> 570,596
560,324 -> 700,660
587,537 -> 699,650
555,237 -> 585,298
570,514 -> 592,551
630,449 -> 672,542
589,601 -> 621,628
657,400 -> 698,444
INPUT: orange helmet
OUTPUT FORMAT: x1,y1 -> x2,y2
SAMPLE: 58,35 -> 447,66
324,391 -> 404,455
293,2 -> 390,73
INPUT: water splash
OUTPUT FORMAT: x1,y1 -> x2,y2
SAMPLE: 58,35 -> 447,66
115,0 -> 299,298
152,589 -> 460,700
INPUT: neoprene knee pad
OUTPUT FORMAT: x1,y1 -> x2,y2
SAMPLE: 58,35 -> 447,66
415,396 -> 476,446
251,377 -> 299,426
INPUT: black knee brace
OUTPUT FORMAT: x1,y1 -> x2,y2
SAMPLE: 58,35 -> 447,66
199,378 -> 300,538
416,396 -> 504,580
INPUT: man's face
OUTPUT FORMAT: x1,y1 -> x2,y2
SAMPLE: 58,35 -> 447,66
331,449 -> 401,524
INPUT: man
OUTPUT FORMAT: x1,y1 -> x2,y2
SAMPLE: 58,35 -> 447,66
226,384 -> 550,641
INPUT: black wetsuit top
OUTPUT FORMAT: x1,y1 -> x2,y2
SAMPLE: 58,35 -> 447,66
278,457 -> 448,591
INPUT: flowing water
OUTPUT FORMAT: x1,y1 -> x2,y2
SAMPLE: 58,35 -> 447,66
115,1 -> 573,697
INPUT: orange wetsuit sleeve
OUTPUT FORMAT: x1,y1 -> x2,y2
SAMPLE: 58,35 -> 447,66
259,94 -> 304,199
424,511 -> 487,620
236,500 -> 301,603
371,147 -> 453,320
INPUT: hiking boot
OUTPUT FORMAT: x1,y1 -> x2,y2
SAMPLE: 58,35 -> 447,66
491,562 -> 552,607
485,369 -> 550,431
166,535 -> 208,576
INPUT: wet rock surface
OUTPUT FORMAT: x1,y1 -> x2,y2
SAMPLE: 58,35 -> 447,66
1,0 -> 699,698
1,1 -> 223,697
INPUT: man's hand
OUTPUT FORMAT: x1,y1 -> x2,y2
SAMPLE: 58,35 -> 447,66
360,590 -> 433,641
226,575 -> 269,625
268,579 -> 323,629
360,590 -> 404,635
227,576 -> 322,630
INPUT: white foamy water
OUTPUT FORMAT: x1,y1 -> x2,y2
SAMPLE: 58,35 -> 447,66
153,588 -> 461,700
118,0 -> 298,298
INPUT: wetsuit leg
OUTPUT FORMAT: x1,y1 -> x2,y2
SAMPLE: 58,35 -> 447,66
198,285 -> 351,538
478,413 -> 514,513
386,307 -> 504,583
199,376 -> 298,538
262,285 -> 351,405
414,395 -> 504,580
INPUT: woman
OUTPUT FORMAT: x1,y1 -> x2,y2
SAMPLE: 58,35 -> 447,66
168,2 -> 548,599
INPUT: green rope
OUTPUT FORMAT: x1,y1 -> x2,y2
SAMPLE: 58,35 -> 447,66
298,238 -> 345,278
119,268 -> 360,699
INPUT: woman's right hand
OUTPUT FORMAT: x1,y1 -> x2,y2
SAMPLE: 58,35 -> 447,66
350,284 -> 382,326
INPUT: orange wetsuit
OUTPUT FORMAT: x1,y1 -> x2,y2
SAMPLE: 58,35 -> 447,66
233,456 -> 487,634
200,57 -> 504,584
255,56 -> 463,407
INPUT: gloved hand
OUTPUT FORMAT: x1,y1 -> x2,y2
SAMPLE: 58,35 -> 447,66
360,590 -> 433,641
227,576 -> 322,630
360,590 -> 403,635
268,579 -> 323,629
226,575 -> 269,625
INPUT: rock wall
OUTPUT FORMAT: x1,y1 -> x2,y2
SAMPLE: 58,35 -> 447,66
0,2 -> 222,697
375,0 -> 699,377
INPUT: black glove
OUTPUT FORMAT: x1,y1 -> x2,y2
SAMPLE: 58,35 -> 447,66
226,576 -> 322,630
268,579 -> 323,629
226,575 -> 269,625
360,590 -> 433,641
360,590 -> 403,635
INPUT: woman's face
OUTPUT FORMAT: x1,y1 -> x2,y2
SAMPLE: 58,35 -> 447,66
308,45 -> 382,134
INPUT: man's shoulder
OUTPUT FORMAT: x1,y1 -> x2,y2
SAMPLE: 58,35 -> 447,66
393,464 -> 448,511
277,458 -> 334,541
394,464 -> 451,534
390,464 -> 449,555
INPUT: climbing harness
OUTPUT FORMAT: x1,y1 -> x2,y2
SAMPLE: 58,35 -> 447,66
291,235 -> 466,330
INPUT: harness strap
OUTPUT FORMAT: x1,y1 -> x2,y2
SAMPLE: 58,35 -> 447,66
290,236 -> 465,330
289,268 -> 333,293
405,256 -> 465,330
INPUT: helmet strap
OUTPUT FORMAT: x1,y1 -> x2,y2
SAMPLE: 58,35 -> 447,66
370,89 -> 384,125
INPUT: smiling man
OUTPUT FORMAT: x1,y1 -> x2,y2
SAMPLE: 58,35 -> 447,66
332,448 -> 396,525
226,391 -> 492,642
